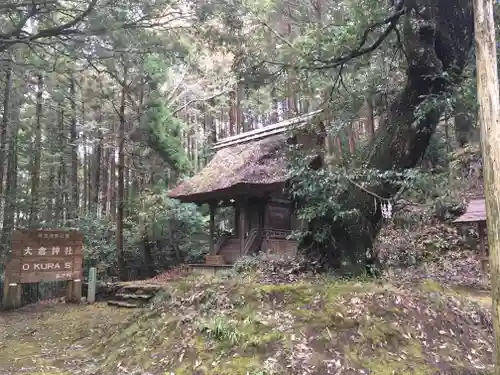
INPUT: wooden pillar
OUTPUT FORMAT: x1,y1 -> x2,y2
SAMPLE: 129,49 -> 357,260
234,204 -> 240,235
239,198 -> 246,256
478,221 -> 488,282
66,280 -> 82,303
209,201 -> 216,254
258,197 -> 267,229
258,203 -> 264,229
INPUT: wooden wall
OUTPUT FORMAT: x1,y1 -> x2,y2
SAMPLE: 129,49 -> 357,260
261,238 -> 297,257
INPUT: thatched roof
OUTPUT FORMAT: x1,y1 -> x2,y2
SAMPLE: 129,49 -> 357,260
168,134 -> 289,202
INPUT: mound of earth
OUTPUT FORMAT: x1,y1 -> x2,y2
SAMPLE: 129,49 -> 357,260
97,276 -> 492,375
0,275 -> 493,375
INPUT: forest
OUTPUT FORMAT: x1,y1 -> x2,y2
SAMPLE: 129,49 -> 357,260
1,0 -> 500,374
0,0 -> 486,283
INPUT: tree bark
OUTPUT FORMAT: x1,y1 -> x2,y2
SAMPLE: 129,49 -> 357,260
28,74 -> 43,227
55,109 -> 65,225
0,73 -> 21,254
0,56 -> 12,230
93,128 -> 102,214
455,95 -> 475,147
229,89 -> 236,136
109,120 -> 116,220
237,82 -> 245,132
82,132 -> 88,215
346,123 -> 356,153
473,0 -> 500,372
70,74 -> 79,221
101,145 -> 109,216
117,65 -> 127,280
365,96 -> 375,139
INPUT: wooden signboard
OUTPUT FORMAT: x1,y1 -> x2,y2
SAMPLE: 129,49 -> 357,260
2,229 -> 84,309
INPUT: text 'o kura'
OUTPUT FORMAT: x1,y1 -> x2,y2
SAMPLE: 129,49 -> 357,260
21,262 -> 73,271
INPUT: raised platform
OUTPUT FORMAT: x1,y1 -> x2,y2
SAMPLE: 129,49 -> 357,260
188,263 -> 233,277
204,255 -> 226,266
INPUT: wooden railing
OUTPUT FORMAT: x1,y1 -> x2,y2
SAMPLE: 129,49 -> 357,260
242,228 -> 263,257
208,228 -> 293,262
263,228 -> 292,239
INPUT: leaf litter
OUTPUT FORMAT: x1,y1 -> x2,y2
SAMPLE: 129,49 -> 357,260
0,265 -> 495,375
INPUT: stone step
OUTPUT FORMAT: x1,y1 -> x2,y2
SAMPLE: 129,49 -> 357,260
114,293 -> 154,301
107,300 -> 140,308
117,284 -> 163,294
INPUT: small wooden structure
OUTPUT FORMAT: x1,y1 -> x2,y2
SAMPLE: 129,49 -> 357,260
168,110 -> 325,266
454,196 -> 488,280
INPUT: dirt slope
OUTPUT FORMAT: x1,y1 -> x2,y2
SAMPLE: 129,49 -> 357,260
0,275 -> 493,375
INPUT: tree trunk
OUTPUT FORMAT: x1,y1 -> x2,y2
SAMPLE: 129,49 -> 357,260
117,65 -> 127,280
0,56 -> 12,231
365,96 -> 375,139
55,109 -> 65,225
208,98 -> 217,145
28,74 -> 43,227
298,0 -> 474,272
454,95 -> 474,147
46,114 -> 57,223
70,74 -> 79,221
101,146 -> 109,216
94,129 -> 102,215
473,0 -> 500,372
0,77 -> 21,254
82,132 -> 88,216
109,120 -> 116,220
270,87 -> 279,124
237,82 -> 245,132
346,123 -> 356,154
229,88 -> 236,136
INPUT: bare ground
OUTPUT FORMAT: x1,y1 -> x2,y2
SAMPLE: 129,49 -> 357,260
0,302 -> 136,375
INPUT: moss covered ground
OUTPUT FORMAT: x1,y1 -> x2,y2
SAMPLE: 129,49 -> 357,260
0,274 -> 494,375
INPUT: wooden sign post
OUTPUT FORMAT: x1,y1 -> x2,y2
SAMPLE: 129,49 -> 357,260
2,229 -> 84,309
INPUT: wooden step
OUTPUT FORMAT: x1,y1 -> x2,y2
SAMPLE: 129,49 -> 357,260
107,300 -> 140,308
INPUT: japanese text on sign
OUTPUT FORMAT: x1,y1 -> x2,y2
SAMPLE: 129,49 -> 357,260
37,232 -> 70,239
23,246 -> 74,256
7,229 -> 84,284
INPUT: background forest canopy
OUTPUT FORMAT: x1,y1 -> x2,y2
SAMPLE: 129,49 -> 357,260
0,0 -> 487,278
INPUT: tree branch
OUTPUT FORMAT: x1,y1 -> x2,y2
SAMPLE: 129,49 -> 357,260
309,8 -> 406,69
165,70 -> 189,104
265,6 -> 407,71
0,0 -> 98,52
172,89 -> 232,115
26,0 -> 98,40
256,18 -> 297,50
0,2 -> 39,41
0,1 -> 57,10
